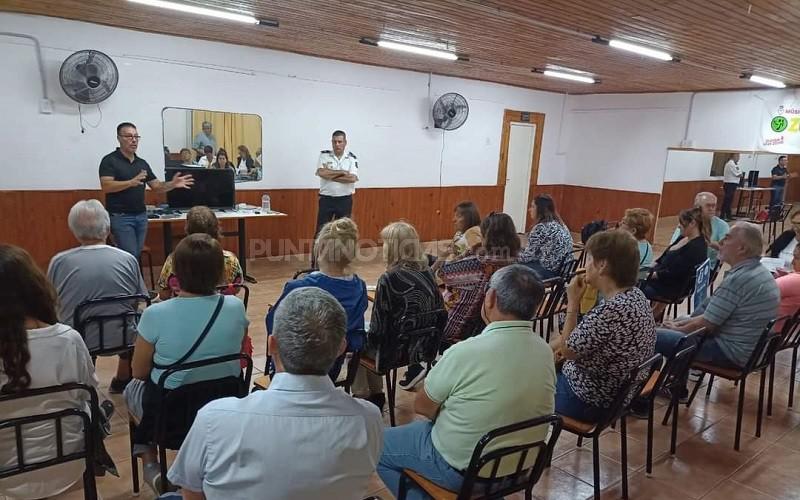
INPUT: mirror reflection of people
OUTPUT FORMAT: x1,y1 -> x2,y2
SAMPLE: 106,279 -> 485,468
179,148 -> 196,166
236,145 -> 256,178
720,153 -> 743,220
197,146 -> 214,168
99,122 -> 194,260
255,147 -> 263,168
211,149 -> 234,170
192,121 -> 217,157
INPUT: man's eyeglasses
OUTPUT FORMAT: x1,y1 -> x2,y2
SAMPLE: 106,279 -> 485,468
118,134 -> 141,140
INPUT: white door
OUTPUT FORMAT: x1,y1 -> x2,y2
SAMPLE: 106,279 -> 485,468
503,123 -> 536,233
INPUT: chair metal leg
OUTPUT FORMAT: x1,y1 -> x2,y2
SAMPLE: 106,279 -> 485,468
158,445 -> 169,494
687,372 -> 706,407
398,471 -> 409,500
735,377 -> 746,451
705,374 -> 715,397
621,416 -> 629,499
757,370 -> 766,438
791,347 -> 799,408
386,370 -> 397,427
768,356 -> 776,417
670,395 -> 679,455
646,400 -> 654,475
129,419 -> 139,495
577,435 -> 583,447
592,435 -> 601,499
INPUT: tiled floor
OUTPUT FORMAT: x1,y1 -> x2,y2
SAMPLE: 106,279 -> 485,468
55,221 -> 800,499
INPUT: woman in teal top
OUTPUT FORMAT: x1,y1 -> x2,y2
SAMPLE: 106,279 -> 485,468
620,208 -> 654,279
125,233 -> 248,489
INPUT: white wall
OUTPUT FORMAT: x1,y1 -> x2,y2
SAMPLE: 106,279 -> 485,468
562,89 -> 799,194
0,13 -> 567,191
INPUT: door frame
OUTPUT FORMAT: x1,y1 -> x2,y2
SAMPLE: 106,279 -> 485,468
497,109 -> 545,230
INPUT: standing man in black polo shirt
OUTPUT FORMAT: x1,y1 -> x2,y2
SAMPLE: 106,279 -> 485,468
99,122 -> 193,259
770,155 -> 795,208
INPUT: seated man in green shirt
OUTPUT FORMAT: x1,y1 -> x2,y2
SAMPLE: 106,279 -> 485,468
377,264 -> 556,498
670,192 -> 729,266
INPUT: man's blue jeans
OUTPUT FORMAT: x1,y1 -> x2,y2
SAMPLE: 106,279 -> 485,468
771,185 -> 785,208
377,421 -> 464,500
110,212 -> 148,259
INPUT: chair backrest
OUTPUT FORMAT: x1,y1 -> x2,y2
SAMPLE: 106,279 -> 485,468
778,309 -> 800,351
572,244 -> 586,268
558,254 -> 579,282
649,329 -> 705,401
153,353 -> 253,449
593,354 -> 662,435
780,203 -> 793,222
0,383 -> 98,500
74,294 -> 151,356
292,268 -> 316,280
744,319 -> 782,373
216,283 -> 250,310
532,277 -> 565,321
376,309 -> 448,373
456,414 -> 562,500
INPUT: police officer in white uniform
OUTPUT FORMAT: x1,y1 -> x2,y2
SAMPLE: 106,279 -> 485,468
315,130 -> 359,234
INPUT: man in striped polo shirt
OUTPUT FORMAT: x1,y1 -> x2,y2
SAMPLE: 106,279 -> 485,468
655,222 -> 779,397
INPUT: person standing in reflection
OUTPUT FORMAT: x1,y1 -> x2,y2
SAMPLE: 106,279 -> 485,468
99,122 -> 193,260
197,146 -> 214,168
192,121 -> 217,158
720,153 -> 743,220
211,149 -> 235,171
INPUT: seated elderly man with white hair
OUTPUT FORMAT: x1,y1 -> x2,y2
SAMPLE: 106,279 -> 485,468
656,222 -> 779,398
47,199 -> 147,393
670,191 -> 729,266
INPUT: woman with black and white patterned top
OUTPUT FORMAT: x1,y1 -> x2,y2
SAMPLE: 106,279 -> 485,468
518,194 -> 573,280
552,229 -> 656,422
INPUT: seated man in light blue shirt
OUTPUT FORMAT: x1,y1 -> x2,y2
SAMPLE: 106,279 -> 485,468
378,265 -> 556,498
167,287 -> 383,500
656,222 -> 779,397
670,192 -> 729,266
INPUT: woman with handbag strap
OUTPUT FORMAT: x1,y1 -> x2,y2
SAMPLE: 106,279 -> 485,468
125,233 -> 247,490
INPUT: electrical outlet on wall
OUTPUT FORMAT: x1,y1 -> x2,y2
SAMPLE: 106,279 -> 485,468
39,98 -> 53,114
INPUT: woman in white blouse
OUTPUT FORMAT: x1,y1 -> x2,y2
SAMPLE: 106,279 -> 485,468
0,244 -> 99,499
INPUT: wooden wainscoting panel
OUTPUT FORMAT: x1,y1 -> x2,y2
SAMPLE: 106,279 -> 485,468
552,185 -> 661,234
0,186 -> 504,270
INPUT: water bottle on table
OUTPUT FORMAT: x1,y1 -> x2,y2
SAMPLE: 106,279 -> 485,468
261,193 -> 271,213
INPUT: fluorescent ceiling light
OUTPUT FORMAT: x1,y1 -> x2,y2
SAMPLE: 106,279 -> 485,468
376,40 -> 458,61
748,74 -> 786,88
608,39 -> 673,61
127,0 -> 259,24
542,69 -> 596,84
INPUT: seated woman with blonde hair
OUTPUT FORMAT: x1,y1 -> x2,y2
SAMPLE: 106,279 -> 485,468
266,217 -> 368,381
353,221 -> 444,409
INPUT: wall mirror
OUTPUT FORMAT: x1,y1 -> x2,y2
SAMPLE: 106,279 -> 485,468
162,107 -> 263,182
658,149 -> 797,220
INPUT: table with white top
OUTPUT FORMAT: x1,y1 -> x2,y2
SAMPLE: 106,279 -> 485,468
148,210 -> 287,283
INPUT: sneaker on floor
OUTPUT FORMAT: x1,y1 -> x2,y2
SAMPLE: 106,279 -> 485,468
143,463 -> 163,493
108,377 -> 131,394
628,399 -> 649,420
398,364 -> 427,391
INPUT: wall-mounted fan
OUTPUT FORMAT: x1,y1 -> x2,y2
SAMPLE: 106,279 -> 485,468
432,92 -> 469,130
59,50 -> 119,104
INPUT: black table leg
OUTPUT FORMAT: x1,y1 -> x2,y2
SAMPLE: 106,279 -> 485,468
239,218 -> 257,284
